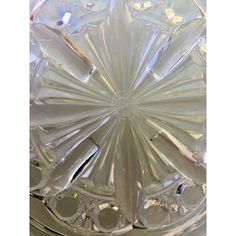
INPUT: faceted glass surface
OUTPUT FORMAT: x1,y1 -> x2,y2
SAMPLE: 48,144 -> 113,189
30,0 -> 206,235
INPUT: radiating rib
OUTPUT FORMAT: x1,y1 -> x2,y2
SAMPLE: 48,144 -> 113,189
129,117 -> 176,193
106,1 -> 172,94
152,134 -> 205,185
35,113 -> 112,148
153,113 -> 205,135
76,118 -> 119,195
114,120 -> 142,224
39,113 -> 114,197
138,96 -> 205,120
67,1 -> 134,94
67,23 -> 119,95
41,138 -> 99,197
138,86 -> 205,110
150,19 -> 205,79
30,103 -> 112,127
33,112 -> 113,163
133,19 -> 205,98
145,115 -> 205,157
31,47 -> 113,103
143,117 -> 206,185
131,115 -> 179,169
65,1 -> 163,94
128,30 -> 165,94
104,2 -> 158,93
40,113 -> 112,144
34,80 -> 112,105
31,23 -> 94,82
136,63 -> 205,101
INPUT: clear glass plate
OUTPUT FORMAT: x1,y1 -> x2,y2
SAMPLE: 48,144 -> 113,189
30,0 -> 206,235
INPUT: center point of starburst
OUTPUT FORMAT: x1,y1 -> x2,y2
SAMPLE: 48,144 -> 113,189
112,92 -> 135,119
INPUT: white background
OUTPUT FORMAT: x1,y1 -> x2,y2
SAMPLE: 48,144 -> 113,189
0,0 -> 236,235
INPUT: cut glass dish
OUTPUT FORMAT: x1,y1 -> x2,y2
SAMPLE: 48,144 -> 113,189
30,0 -> 206,235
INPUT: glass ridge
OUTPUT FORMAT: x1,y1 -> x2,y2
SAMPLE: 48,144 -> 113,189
30,0 -> 206,235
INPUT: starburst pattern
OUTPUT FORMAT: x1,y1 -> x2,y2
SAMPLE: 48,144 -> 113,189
30,0 -> 206,233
